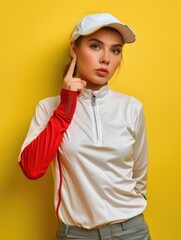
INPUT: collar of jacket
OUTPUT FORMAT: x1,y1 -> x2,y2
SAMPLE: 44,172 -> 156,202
79,84 -> 109,105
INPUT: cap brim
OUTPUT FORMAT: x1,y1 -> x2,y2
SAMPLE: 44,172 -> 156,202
78,22 -> 135,43
106,23 -> 136,43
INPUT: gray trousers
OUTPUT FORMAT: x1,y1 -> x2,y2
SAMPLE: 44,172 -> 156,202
55,214 -> 151,240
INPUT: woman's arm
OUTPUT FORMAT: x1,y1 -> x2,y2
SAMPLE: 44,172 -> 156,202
19,89 -> 77,180
19,55 -> 86,180
132,106 -> 148,197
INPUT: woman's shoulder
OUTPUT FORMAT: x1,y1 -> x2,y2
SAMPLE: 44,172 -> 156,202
37,95 -> 60,113
109,89 -> 143,108
39,95 -> 60,105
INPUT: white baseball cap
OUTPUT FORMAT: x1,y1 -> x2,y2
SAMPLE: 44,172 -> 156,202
71,13 -> 136,44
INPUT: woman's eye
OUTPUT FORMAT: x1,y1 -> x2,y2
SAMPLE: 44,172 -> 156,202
90,44 -> 100,50
112,49 -> 121,55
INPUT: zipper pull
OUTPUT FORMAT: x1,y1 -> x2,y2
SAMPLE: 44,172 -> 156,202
92,94 -> 96,106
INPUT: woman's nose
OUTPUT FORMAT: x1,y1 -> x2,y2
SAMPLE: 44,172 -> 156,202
99,51 -> 110,65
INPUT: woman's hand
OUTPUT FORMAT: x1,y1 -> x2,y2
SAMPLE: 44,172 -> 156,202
62,55 -> 86,95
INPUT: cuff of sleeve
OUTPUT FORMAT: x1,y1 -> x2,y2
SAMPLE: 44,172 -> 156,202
56,89 -> 77,116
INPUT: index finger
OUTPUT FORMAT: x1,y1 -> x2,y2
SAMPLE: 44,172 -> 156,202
65,55 -> 77,78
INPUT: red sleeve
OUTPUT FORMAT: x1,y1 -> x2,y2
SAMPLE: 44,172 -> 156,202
19,89 -> 77,180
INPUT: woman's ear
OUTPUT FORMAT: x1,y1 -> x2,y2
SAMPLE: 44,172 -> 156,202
70,41 -> 77,58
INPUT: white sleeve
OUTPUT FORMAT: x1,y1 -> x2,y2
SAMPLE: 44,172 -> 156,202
133,106 -> 148,196
18,99 -> 54,161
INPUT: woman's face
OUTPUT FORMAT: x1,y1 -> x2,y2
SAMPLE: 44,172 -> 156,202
71,27 -> 124,90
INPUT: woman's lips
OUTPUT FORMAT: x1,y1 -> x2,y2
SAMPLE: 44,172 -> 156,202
96,68 -> 109,77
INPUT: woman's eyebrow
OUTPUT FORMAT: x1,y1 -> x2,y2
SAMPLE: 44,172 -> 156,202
88,38 -> 103,43
88,38 -> 123,47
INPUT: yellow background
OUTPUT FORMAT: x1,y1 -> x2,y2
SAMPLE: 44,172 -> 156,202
0,0 -> 180,239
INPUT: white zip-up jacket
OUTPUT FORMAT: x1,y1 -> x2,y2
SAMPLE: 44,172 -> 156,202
19,85 -> 148,229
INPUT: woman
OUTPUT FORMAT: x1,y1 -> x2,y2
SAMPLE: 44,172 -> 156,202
19,13 -> 151,240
